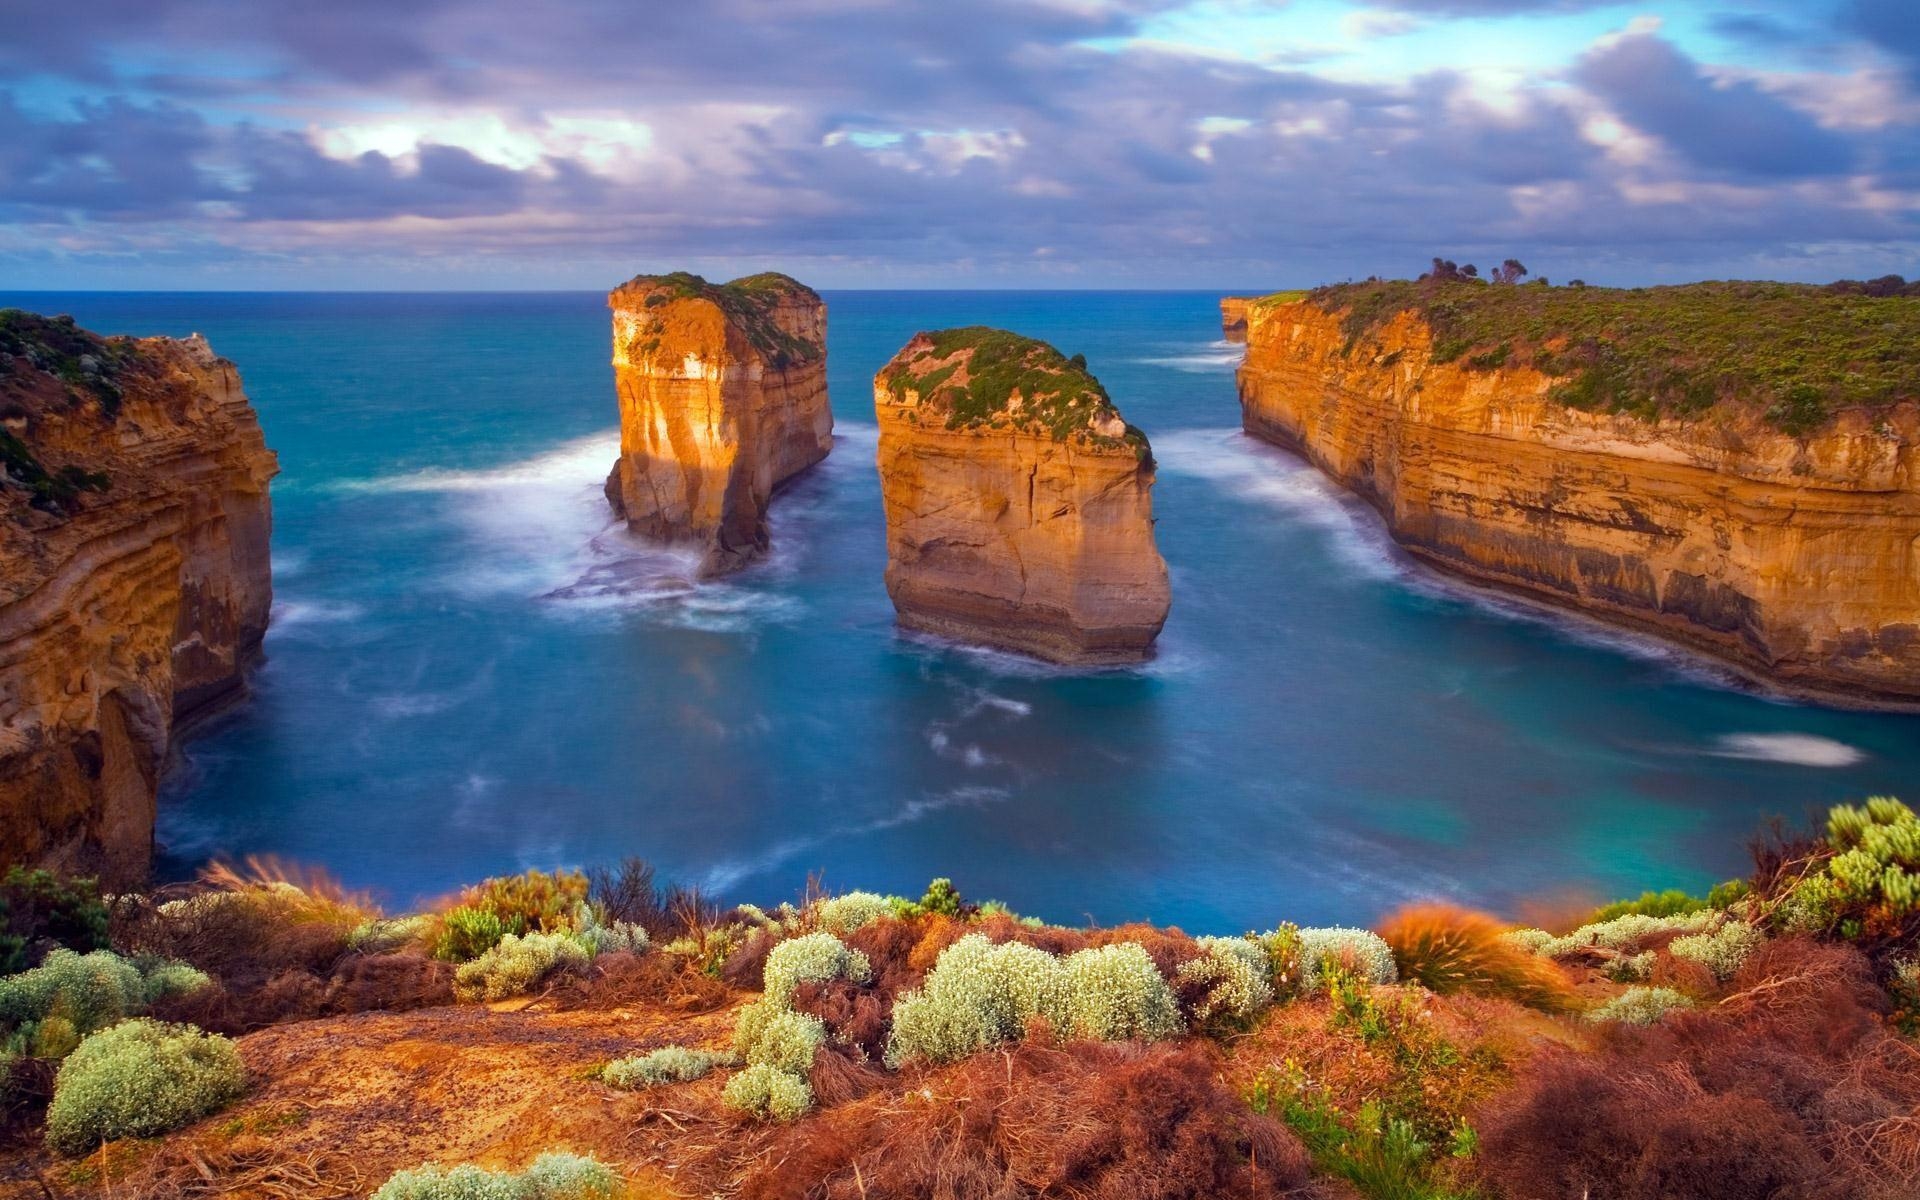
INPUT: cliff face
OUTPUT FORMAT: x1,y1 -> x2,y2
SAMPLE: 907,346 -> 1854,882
1220,298 -> 1251,344
604,272 -> 831,576
1238,296 -> 1920,703
875,328 -> 1170,664
0,313 -> 277,881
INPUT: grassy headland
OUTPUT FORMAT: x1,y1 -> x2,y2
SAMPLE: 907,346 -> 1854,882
881,326 -> 1148,452
612,271 -> 823,369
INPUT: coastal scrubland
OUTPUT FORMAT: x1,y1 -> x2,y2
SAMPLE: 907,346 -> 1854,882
880,326 -> 1147,450
0,799 -> 1914,1199
1298,275 -> 1920,435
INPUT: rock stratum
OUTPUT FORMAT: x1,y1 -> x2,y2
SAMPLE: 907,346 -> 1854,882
875,328 -> 1170,664
1237,282 -> 1920,704
604,272 -> 831,576
0,312 -> 276,881
1220,297 -> 1252,343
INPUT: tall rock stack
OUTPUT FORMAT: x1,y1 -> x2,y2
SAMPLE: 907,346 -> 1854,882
874,328 -> 1171,665
0,312 -> 277,882
604,272 -> 832,576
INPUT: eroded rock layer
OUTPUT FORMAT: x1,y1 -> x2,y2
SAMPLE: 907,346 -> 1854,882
0,312 -> 277,880
1220,297 -> 1251,343
1237,294 -> 1920,704
604,272 -> 831,576
875,328 -> 1170,664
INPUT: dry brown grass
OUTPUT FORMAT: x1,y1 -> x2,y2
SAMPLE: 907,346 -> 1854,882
1377,903 -> 1578,1010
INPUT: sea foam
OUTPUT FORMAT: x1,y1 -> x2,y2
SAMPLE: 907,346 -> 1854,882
1710,733 -> 1866,768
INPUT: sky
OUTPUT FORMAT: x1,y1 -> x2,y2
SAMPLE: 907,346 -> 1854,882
2,0 -> 1917,290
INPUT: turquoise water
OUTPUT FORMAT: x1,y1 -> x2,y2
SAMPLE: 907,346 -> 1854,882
9,290 -> 1919,932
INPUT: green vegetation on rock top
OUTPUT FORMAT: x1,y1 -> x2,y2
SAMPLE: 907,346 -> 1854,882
1292,278 -> 1920,436
0,311 -> 122,515
881,326 -> 1147,453
614,271 -> 823,369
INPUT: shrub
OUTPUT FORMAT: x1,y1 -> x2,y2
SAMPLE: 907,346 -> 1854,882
602,1046 -> 735,1089
733,1005 -> 826,1074
568,904 -> 648,958
1775,796 -> 1920,947
1518,910 -> 1717,961
452,932 -> 589,1003
1668,919 -> 1764,982
1295,927 -> 1398,994
917,877 -> 963,918
0,868 -> 110,972
723,1062 -> 813,1121
1255,924 -> 1305,996
760,932 -> 871,1005
432,870 -> 589,962
1377,904 -> 1576,1009
45,1019 -> 246,1155
1587,986 -> 1692,1025
1589,888 -> 1708,923
886,935 -> 1065,1066
372,1151 -> 622,1199
1890,956 -> 1920,1035
0,948 -> 209,1050
812,892 -> 891,936
1058,942 -> 1182,1042
1177,936 -> 1274,1028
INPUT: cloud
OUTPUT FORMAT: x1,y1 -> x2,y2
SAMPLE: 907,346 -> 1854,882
1575,29 -> 1855,178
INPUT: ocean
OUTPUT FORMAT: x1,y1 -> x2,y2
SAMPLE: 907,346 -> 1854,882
9,289 -> 1918,932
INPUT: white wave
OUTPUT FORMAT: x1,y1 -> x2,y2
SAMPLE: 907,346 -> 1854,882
1153,427 -> 1405,581
337,429 -> 807,632
698,786 -> 1010,893
1709,733 -> 1866,768
271,550 -> 307,578
1134,341 -> 1246,373
271,598 -> 366,627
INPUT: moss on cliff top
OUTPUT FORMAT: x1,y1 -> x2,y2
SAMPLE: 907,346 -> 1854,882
0,311 -> 124,514
881,327 -> 1147,453
612,271 -> 823,369
1293,279 -> 1920,436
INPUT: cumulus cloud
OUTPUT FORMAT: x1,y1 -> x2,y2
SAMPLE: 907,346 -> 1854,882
0,0 -> 1915,285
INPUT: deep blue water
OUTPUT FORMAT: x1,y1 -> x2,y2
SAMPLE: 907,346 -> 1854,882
8,290 -> 1919,932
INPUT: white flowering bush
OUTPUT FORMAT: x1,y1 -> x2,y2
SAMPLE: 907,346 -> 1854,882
813,891 -> 892,936
371,1151 -> 621,1199
602,1046 -> 735,1090
723,1062 -> 813,1121
1177,936 -> 1275,1026
1059,943 -> 1183,1042
452,932 -> 589,1003
885,936 -> 1065,1066
569,904 -> 648,958
760,932 -> 871,1005
1522,911 -> 1718,960
1295,928 -> 1398,994
0,949 -> 208,1044
733,1005 -> 826,1075
45,1019 -> 246,1156
1588,986 -> 1693,1026
1669,919 -> 1764,982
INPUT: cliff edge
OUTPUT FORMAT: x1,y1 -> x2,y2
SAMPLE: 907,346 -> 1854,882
1237,280 -> 1920,704
0,311 -> 276,881
604,272 -> 831,577
875,328 -> 1170,664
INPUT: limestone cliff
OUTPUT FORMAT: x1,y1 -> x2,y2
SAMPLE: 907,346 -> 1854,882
1237,288 -> 1920,704
875,328 -> 1170,664
1221,297 -> 1251,343
0,312 -> 277,881
604,272 -> 831,576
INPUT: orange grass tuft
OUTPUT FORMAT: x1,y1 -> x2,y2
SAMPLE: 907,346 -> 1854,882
1377,903 -> 1577,1010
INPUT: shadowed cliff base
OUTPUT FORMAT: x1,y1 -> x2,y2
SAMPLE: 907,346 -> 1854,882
603,272 -> 832,578
0,311 -> 276,885
1235,276 -> 1920,708
875,328 -> 1170,666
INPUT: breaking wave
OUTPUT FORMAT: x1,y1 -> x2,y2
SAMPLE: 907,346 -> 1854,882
1709,733 -> 1867,768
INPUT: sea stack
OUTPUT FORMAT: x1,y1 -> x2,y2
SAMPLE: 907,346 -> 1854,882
1237,281 -> 1920,704
874,328 -> 1170,664
604,272 -> 831,577
0,312 -> 276,882
1220,297 -> 1252,343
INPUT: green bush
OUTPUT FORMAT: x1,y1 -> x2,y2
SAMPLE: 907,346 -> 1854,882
1295,928 -> 1398,994
45,1019 -> 246,1155
0,949 -> 208,1049
918,877 -> 963,918
452,932 -> 589,1003
371,1151 -> 621,1199
1587,986 -> 1692,1026
434,906 -> 515,963
760,932 -> 871,1005
433,870 -> 590,962
601,1046 -> 735,1090
1668,919 -> 1765,981
732,1004 -> 826,1075
721,1062 -> 812,1121
1777,797 -> 1920,941
1589,889 -> 1707,924
1058,943 -> 1182,1042
885,935 -> 1065,1066
812,892 -> 891,936
0,868 -> 110,972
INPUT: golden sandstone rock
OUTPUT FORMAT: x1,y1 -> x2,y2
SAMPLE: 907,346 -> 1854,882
1236,293 -> 1920,704
875,328 -> 1170,665
0,314 -> 276,880
604,272 -> 831,577
1220,297 -> 1251,344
